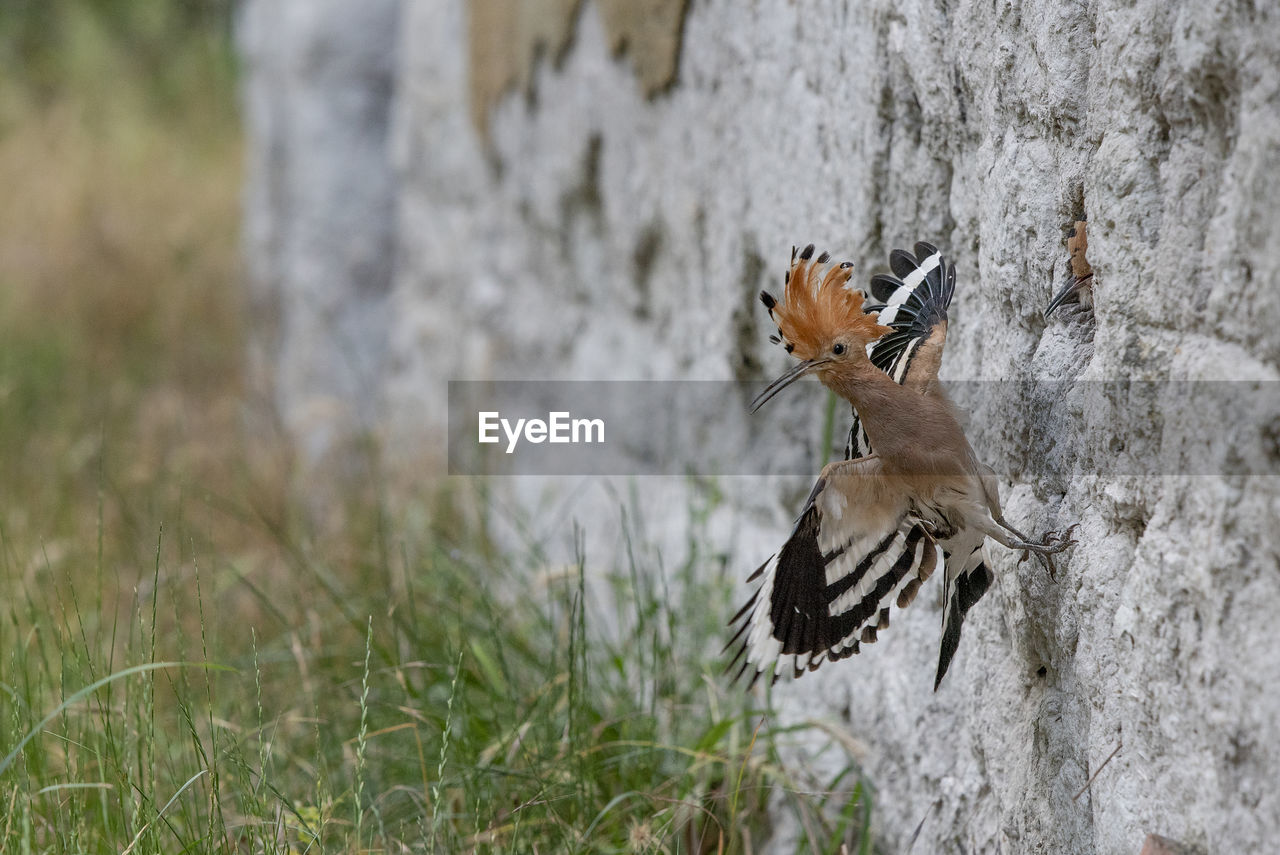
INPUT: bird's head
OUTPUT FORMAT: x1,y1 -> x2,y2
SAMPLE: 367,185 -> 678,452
752,244 -> 892,411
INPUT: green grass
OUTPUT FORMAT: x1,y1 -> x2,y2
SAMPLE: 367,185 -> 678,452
1,474 -> 876,852
0,6 -> 877,853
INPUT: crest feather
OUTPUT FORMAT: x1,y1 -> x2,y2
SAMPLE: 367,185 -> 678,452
770,250 -> 893,359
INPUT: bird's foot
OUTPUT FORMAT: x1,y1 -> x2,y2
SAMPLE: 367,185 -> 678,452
1015,524 -> 1080,580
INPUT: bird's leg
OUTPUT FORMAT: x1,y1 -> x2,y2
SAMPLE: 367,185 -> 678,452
975,517 -> 1078,580
992,511 -> 1080,557
990,509 -> 1031,543
980,468 -> 1062,550
1012,536 -> 1069,580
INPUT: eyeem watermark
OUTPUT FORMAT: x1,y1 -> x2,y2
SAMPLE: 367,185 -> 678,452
478,411 -> 605,454
450,380 -> 1280,476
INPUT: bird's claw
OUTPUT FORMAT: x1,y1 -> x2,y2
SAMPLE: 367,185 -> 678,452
1038,523 -> 1081,551
1015,523 -> 1080,581
1018,548 -> 1059,580
1034,523 -> 1080,554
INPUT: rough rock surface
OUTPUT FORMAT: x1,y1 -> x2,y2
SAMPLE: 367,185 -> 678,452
240,0 -> 1280,851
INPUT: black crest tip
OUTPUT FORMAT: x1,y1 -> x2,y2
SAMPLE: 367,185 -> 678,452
759,290 -> 777,310
799,243 -> 816,260
816,250 -> 830,264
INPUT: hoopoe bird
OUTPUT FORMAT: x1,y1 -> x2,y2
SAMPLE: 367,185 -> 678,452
1045,220 -> 1094,316
727,242 -> 1075,689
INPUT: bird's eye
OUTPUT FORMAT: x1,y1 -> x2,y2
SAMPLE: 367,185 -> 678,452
832,343 -> 847,356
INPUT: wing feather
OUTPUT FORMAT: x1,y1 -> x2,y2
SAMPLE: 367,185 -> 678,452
727,459 -> 941,685
934,529 -> 994,689
846,242 -> 957,459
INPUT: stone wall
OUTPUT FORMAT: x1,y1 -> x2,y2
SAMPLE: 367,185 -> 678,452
239,0 -> 401,467
240,0 -> 1280,851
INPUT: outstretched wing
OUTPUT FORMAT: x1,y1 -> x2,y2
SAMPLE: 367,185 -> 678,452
726,458 -> 941,686
845,242 -> 957,459
866,241 -> 955,388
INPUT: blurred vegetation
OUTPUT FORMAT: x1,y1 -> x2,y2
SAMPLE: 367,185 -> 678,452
0,4 -> 875,852
0,0 -> 245,554
0,1 -> 236,106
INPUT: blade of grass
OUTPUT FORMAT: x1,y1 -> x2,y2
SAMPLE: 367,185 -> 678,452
119,768 -> 208,855
0,662 -> 230,778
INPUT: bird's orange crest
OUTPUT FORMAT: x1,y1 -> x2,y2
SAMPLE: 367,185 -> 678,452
760,245 -> 892,361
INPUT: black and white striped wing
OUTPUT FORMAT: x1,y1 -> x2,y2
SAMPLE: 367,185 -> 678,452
845,242 -> 956,459
932,461 -> 1007,687
844,412 -> 875,461
866,241 -> 954,384
726,461 -> 941,686
934,528 -> 994,689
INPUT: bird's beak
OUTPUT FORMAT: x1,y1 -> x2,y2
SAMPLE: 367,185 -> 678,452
750,359 -> 828,413
1045,275 -> 1092,317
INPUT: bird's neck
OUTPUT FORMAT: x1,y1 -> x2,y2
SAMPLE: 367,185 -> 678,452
821,357 -> 906,417
821,357 -> 972,477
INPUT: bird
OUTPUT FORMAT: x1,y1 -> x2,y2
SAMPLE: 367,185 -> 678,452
1045,219 -> 1094,317
726,241 -> 1076,689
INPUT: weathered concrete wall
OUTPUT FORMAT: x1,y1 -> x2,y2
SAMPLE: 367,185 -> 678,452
241,0 -> 1280,851
239,0 -> 401,467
